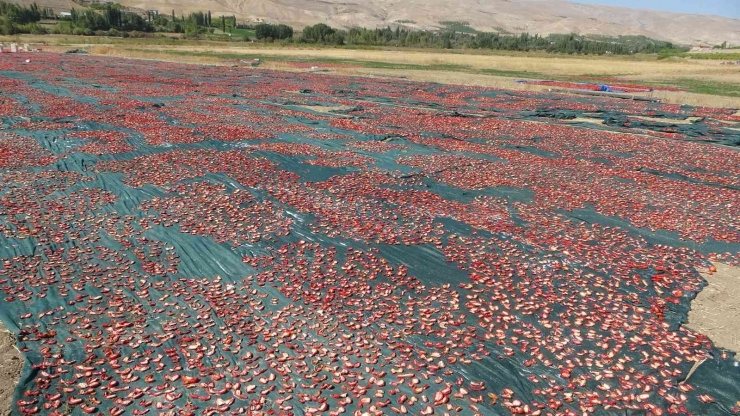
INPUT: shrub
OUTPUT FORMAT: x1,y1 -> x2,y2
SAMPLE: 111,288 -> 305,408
29,23 -> 47,34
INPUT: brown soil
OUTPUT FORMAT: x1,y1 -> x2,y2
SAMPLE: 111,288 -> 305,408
0,324 -> 21,416
296,105 -> 355,115
687,263 -> 740,353
566,117 -> 604,125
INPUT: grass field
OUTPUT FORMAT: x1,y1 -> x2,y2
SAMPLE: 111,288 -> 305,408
3,34 -> 739,108
661,52 -> 740,61
213,27 -> 257,39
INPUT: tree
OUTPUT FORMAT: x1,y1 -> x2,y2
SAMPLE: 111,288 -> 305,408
442,33 -> 452,49
1,18 -> 16,35
104,4 -> 118,26
5,2 -> 41,24
276,24 -> 292,39
334,31 -> 345,45
302,23 -> 334,42
255,23 -> 293,40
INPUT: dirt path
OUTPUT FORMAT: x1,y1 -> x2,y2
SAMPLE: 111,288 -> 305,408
0,323 -> 21,416
687,263 -> 740,353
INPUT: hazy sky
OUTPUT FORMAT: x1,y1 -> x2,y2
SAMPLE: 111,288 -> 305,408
573,0 -> 740,18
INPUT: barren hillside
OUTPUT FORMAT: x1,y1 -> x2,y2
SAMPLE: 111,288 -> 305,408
17,0 -> 740,45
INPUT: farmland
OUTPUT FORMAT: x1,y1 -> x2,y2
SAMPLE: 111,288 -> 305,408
1,52 -> 740,415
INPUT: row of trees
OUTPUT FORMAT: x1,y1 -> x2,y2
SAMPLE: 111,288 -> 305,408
0,1 -> 55,35
153,10 -> 240,38
292,25 -> 679,55
247,19 -> 686,55
470,33 -> 677,54
0,1 -> 147,35
252,23 -> 341,44
68,5 -> 151,32
0,2 -> 53,24
64,6 -> 244,38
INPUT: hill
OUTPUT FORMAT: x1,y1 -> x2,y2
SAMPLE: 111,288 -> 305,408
15,0 -> 740,45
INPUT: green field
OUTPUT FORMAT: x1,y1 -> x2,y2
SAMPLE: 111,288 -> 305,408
213,27 -> 256,39
686,53 -> 740,60
660,51 -> 740,61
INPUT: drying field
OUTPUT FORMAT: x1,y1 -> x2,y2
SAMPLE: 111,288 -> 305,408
1,53 -> 740,415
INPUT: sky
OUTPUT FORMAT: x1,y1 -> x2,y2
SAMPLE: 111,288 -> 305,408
573,0 -> 740,19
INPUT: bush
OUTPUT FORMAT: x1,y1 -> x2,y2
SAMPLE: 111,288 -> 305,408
28,23 -> 47,34
72,27 -> 85,36
107,28 -> 120,37
182,31 -> 203,40
0,18 -> 15,35
50,21 -> 73,34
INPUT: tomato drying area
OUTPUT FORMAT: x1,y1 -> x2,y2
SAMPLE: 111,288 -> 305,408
0,53 -> 740,416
